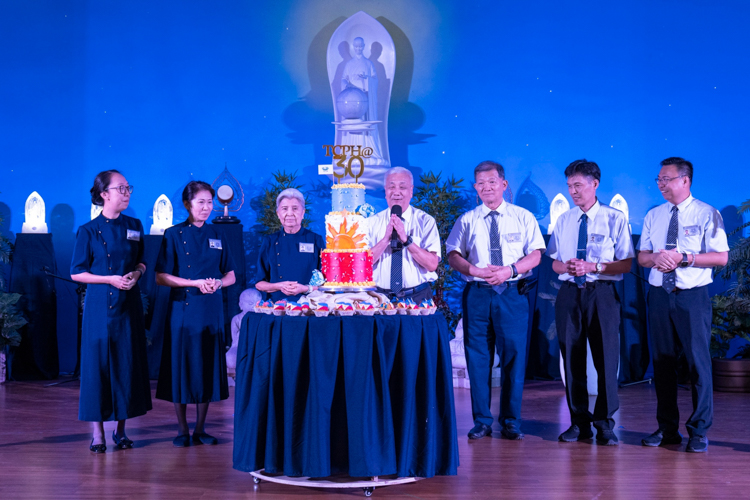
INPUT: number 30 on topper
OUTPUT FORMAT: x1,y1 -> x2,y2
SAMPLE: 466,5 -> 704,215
322,145 -> 373,183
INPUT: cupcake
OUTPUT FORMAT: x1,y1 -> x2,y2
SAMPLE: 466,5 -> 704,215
314,303 -> 330,317
272,300 -> 287,316
286,301 -> 303,316
406,298 -> 421,315
253,300 -> 263,314
337,302 -> 355,317
419,299 -> 432,315
381,301 -> 397,316
356,302 -> 377,316
262,300 -> 274,315
395,300 -> 409,315
300,302 -> 311,316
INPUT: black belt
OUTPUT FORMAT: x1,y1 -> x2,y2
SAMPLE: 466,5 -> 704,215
377,282 -> 431,298
563,280 -> 614,289
473,280 -> 519,289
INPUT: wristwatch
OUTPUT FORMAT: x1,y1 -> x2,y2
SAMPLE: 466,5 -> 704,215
510,264 -> 519,279
595,263 -> 603,274
403,236 -> 413,248
680,252 -> 690,268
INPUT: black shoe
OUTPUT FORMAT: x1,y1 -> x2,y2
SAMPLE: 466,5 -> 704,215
641,430 -> 683,447
192,432 -> 218,445
89,438 -> 106,454
467,423 -> 492,440
686,436 -> 708,453
500,425 -> 524,440
173,434 -> 191,447
596,429 -> 619,446
112,431 -> 134,449
558,425 -> 594,442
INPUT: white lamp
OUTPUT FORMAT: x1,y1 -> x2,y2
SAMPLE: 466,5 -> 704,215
22,191 -> 48,233
548,193 -> 570,235
609,194 -> 631,232
91,204 -> 103,220
150,194 -> 173,235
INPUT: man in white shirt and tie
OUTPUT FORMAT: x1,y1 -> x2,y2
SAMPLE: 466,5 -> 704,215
446,161 -> 546,440
638,157 -> 728,453
368,167 -> 441,303
547,159 -> 634,446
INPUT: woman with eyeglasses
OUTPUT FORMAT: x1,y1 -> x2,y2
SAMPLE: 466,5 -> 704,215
70,170 -> 152,454
155,181 -> 236,447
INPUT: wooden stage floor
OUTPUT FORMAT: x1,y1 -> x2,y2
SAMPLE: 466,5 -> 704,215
1,379 -> 749,499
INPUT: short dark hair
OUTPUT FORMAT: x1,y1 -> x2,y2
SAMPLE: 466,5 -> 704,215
182,180 -> 215,205
660,157 -> 693,183
90,170 -> 122,206
564,159 -> 600,182
474,160 -> 505,180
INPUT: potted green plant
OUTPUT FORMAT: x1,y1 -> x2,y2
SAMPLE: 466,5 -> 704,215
711,198 -> 750,392
0,210 -> 27,383
411,172 -> 470,335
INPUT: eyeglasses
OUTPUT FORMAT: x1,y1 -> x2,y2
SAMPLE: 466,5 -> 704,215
654,175 -> 685,185
105,185 -> 134,195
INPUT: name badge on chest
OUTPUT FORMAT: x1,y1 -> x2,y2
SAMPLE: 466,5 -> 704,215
589,234 -> 605,244
683,225 -> 701,237
504,233 -> 522,243
126,229 -> 140,241
209,238 -> 222,250
299,242 -> 314,253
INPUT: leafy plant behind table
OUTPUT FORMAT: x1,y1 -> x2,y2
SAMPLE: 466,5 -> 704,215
412,172 -> 472,336
250,170 -> 313,235
0,209 -> 27,349
711,198 -> 750,358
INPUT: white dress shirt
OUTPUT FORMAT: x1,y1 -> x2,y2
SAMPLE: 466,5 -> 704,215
446,202 -> 546,282
547,200 -> 635,283
367,205 -> 441,289
639,194 -> 729,289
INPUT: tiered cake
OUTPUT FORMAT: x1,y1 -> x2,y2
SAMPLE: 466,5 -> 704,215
320,183 -> 376,290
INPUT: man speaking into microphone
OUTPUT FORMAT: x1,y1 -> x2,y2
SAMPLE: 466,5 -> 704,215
368,167 -> 441,303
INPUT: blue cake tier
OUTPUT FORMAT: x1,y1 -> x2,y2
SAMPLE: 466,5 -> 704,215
331,183 -> 366,213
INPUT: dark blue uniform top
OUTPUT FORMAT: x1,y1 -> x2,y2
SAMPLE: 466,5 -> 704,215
70,213 -> 152,421
252,227 -> 324,302
155,220 -> 236,404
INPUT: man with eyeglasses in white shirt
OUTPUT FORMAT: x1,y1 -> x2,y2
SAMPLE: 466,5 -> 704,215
547,159 -> 634,446
446,160 -> 545,441
638,157 -> 729,453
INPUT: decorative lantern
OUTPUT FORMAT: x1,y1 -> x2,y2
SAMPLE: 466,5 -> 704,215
150,194 -> 173,235
548,193 -> 570,235
22,191 -> 48,233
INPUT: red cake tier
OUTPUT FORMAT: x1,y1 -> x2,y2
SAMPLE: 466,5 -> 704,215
321,249 -> 374,285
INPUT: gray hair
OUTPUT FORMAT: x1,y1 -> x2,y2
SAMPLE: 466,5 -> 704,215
276,188 -> 305,209
384,167 -> 413,186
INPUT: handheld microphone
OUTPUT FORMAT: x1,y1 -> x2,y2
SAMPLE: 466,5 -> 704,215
390,205 -> 402,250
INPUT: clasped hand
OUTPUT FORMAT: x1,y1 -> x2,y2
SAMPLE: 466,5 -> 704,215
194,278 -> 222,294
277,281 -> 308,296
475,265 -> 512,285
385,214 -> 408,243
110,271 -> 140,290
564,258 -> 596,277
652,249 -> 681,273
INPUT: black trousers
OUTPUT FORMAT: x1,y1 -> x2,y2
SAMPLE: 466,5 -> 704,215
648,285 -> 712,437
555,281 -> 620,431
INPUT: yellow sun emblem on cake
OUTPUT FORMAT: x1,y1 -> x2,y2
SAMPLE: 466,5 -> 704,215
327,215 -> 366,250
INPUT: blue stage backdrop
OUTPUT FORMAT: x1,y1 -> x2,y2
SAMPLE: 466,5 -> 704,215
2,0 -> 749,248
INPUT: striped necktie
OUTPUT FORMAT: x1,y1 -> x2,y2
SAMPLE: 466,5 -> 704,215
662,206 -> 679,293
575,214 -> 588,287
488,211 -> 503,266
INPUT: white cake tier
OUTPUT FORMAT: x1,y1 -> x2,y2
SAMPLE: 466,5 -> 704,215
325,212 -> 370,250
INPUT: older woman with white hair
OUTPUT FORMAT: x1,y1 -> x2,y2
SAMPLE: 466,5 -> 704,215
253,188 -> 325,302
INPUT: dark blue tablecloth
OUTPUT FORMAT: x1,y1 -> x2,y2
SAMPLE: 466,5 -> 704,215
233,312 -> 459,478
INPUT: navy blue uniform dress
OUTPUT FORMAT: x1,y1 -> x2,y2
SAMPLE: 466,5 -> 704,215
155,221 -> 235,404
252,228 -> 324,302
70,214 -> 152,422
